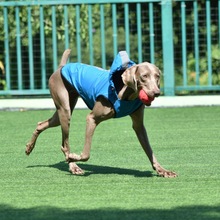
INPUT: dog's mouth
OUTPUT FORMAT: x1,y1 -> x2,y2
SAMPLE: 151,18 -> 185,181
138,89 -> 159,106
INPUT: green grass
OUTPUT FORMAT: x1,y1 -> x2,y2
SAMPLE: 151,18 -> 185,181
0,106 -> 219,220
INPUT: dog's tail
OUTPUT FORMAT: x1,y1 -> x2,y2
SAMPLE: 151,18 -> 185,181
58,49 -> 71,68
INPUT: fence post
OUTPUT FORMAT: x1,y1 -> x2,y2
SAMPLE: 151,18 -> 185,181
161,0 -> 175,96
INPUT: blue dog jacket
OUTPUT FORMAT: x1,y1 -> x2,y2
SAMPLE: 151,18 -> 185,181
61,51 -> 143,118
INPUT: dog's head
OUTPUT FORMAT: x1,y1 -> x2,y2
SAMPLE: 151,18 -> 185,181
120,62 -> 161,105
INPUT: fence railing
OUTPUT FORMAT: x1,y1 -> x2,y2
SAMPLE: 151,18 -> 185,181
0,0 -> 219,96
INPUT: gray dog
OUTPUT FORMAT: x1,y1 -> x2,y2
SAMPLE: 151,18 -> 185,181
26,49 -> 177,178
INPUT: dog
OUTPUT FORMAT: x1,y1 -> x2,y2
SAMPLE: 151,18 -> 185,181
25,49 -> 177,178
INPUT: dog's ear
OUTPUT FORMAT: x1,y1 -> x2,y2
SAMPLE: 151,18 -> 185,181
117,65 -> 140,100
121,65 -> 140,92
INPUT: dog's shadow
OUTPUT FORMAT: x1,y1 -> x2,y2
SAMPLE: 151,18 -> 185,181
27,161 -> 155,178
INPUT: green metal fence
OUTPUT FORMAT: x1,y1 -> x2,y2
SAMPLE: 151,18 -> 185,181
0,0 -> 219,96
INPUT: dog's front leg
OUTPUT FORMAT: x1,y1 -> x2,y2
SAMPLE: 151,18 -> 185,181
130,105 -> 177,178
67,112 -> 98,175
68,97 -> 115,165
67,112 -> 98,163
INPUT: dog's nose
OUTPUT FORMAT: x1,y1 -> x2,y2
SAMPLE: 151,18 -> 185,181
154,88 -> 160,97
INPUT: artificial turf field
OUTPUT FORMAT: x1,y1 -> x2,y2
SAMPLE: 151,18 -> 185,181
0,106 -> 219,220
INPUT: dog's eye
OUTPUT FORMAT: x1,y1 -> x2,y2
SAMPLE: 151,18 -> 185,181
155,74 -> 160,80
141,74 -> 148,79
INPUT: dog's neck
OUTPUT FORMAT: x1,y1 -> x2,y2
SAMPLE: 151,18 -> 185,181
112,70 -> 138,100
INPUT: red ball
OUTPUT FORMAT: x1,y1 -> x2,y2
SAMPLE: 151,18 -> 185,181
139,89 -> 154,105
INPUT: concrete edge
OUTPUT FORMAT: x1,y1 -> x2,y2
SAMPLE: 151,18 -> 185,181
0,95 -> 220,111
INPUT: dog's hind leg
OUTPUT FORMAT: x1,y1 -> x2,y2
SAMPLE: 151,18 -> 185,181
25,111 -> 61,155
49,71 -> 84,175
26,49 -> 72,156
25,112 -> 60,155
25,72 -> 78,156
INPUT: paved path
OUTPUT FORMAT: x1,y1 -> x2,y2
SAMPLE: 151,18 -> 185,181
0,95 -> 219,111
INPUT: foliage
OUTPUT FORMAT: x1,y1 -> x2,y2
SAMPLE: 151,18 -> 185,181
0,1 -> 219,92
173,0 -> 220,87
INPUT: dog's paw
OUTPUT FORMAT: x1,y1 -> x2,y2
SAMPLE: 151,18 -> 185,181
153,164 -> 177,178
25,143 -> 34,155
67,153 -> 90,162
68,153 -> 81,162
157,170 -> 177,178
69,162 -> 84,175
